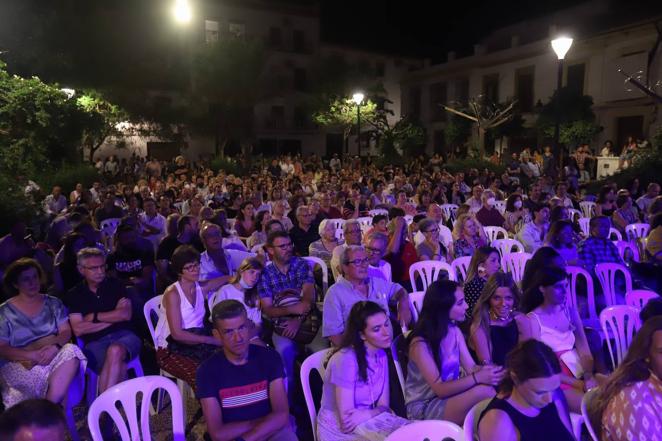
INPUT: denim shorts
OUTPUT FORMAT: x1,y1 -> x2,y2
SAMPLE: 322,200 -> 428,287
83,329 -> 142,373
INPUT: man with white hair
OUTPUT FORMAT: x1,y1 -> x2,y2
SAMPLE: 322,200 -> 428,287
322,245 -> 411,346
330,219 -> 362,279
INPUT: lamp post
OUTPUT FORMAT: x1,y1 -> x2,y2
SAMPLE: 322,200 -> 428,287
173,0 -> 192,23
551,36 -> 573,170
352,92 -> 364,156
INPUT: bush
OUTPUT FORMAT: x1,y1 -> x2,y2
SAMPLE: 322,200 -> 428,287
443,158 -> 506,175
210,156 -> 244,176
39,163 -> 100,194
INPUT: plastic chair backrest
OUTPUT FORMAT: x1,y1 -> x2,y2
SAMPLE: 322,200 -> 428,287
579,201 -> 596,218
300,348 -> 332,441
595,263 -> 633,306
614,240 -> 640,263
463,398 -> 491,441
409,291 -> 426,322
390,339 -> 406,397
450,256 -> 472,283
438,224 -> 453,248
225,249 -> 256,271
494,200 -> 506,214
385,420 -> 464,441
625,223 -> 650,241
143,295 -> 164,349
578,217 -> 591,237
440,204 -> 459,222
88,375 -> 185,441
581,388 -> 600,441
357,216 -> 373,229
328,218 -> 345,230
625,289 -> 658,310
567,208 -> 581,222
491,238 -> 525,257
404,215 -> 414,225
608,228 -> 622,242
409,260 -> 457,292
99,218 -> 121,237
483,226 -> 508,243
334,228 -> 344,241
566,266 -> 598,323
303,256 -> 329,296
600,305 -> 642,368
501,252 -> 532,284
369,209 -> 389,217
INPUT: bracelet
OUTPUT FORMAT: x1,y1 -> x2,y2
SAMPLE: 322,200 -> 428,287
472,372 -> 478,385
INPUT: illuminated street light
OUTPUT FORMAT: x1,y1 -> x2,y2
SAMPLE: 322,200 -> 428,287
352,92 -> 365,106
173,0 -> 192,24
551,36 -> 573,168
60,88 -> 75,99
352,92 -> 365,155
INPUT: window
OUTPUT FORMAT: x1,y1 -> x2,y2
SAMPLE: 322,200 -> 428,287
429,82 -> 447,121
515,67 -> 535,112
269,106 -> 286,129
567,63 -> 585,95
294,106 -> 307,129
205,20 -> 219,44
228,22 -> 245,38
269,27 -> 283,48
455,78 -> 469,104
293,30 -> 306,53
408,86 -> 422,119
293,68 -> 307,91
482,74 -> 499,103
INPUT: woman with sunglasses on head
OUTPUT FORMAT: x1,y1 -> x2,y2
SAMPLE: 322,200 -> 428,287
317,301 -> 408,441
470,272 -> 525,367
154,245 -> 231,387
405,280 -> 503,424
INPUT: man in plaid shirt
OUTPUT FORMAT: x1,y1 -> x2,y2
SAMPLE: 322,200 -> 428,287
258,230 -> 317,402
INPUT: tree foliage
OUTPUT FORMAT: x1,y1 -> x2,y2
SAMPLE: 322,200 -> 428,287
313,97 -> 378,140
536,87 -> 602,147
76,90 -> 129,162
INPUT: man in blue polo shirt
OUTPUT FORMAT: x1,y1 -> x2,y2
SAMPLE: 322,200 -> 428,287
196,300 -> 295,441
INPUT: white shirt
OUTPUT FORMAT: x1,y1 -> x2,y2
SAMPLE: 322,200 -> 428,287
368,260 -> 392,283
210,284 -> 262,326
139,212 -> 166,251
155,282 -> 205,348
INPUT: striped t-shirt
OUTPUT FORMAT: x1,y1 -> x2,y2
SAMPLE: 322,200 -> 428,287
196,345 -> 285,423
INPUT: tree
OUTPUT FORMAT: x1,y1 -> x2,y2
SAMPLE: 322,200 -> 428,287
189,39 -> 265,157
76,90 -> 129,163
313,97 -> 378,152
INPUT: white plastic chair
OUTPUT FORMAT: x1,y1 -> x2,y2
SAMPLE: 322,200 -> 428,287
438,224 -> 453,248
369,209 -> 389,217
501,252 -> 532,284
440,203 -> 459,222
385,420 -> 464,441
625,289 -> 658,310
579,201 -> 596,218
566,265 -> 600,330
409,291 -> 426,322
614,240 -> 640,262
567,208 -> 581,222
491,238 -> 525,257
463,398 -> 491,441
357,216 -> 373,231
450,256 -> 472,283
300,348 -> 332,441
409,260 -> 457,292
625,223 -> 650,241
88,375 -> 185,441
608,228 -> 622,241
494,200 -> 506,214
483,226 -> 508,242
404,215 -> 414,225
595,263 -> 633,306
100,217 -> 122,251
578,217 -> 591,237
143,295 -> 189,414
334,228 -> 344,241
600,305 -> 642,368
570,413 -> 584,441
303,255 -> 329,297
328,218 -> 345,230
581,388 -> 600,441
225,249 -> 257,270
65,362 -> 86,441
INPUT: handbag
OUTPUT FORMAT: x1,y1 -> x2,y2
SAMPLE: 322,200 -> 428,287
272,289 -> 320,345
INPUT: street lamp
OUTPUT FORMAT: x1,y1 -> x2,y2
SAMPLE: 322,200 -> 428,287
551,36 -> 573,169
352,92 -> 364,156
173,0 -> 192,24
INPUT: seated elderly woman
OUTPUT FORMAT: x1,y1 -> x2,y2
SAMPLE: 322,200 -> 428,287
415,218 -> 448,262
452,214 -> 488,258
155,245 -> 231,388
0,259 -> 85,408
309,219 -> 343,273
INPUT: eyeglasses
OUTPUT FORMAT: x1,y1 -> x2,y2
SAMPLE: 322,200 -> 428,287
365,246 -> 384,254
183,262 -> 201,272
272,242 -> 293,250
346,229 -> 362,235
81,264 -> 106,272
345,257 -> 370,266
424,228 -> 439,233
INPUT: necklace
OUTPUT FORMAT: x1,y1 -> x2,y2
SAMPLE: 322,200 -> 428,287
490,308 -> 512,322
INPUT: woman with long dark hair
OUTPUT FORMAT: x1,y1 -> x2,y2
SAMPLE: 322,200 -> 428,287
405,280 -> 502,424
463,246 -> 501,319
470,272 -> 524,366
589,316 -> 662,440
317,301 -> 408,440
478,340 -> 575,441
520,267 -> 604,413
544,220 -> 580,266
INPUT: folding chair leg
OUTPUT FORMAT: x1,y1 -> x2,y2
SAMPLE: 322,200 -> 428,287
65,404 -> 80,441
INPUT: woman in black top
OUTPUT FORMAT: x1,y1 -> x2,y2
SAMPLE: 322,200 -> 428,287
478,340 -> 575,441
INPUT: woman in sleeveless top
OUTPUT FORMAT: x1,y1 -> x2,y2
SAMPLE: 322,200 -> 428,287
405,280 -> 503,425
470,272 -> 525,366
155,245 -> 232,386
478,340 -> 575,441
520,266 -> 606,413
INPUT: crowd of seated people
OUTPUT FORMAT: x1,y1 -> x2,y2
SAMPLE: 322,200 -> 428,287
1,151 -> 662,441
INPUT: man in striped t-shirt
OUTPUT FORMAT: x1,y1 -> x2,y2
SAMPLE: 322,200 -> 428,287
196,300 -> 296,441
